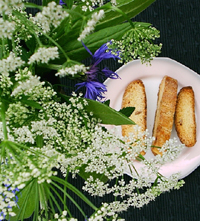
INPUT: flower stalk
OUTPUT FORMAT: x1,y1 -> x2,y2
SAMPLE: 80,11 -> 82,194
1,101 -> 8,140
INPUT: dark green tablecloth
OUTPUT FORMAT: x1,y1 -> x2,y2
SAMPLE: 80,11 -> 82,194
26,1 -> 200,220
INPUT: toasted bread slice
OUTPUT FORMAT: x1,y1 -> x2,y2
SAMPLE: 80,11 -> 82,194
175,86 -> 196,147
152,75 -> 178,155
121,79 -> 147,155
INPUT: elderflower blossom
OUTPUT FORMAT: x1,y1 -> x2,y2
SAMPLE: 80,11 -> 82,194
0,52 -> 24,76
0,18 -> 15,39
28,47 -> 59,64
1,83 -> 185,220
0,0 -> 24,15
0,75 -> 13,95
56,64 -> 87,77
11,75 -> 42,96
31,118 -> 59,140
31,1 -> 69,33
78,10 -> 105,41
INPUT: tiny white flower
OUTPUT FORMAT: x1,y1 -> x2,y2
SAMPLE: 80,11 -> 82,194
31,2 -> 69,33
78,10 -> 104,41
56,64 -> 87,77
28,47 -> 59,64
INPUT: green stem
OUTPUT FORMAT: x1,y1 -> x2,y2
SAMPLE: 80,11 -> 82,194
64,171 -> 69,210
51,176 -> 97,211
42,32 -> 70,61
1,102 -> 8,140
107,5 -> 135,29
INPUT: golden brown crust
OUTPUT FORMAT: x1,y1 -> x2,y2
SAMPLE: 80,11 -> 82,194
121,79 -> 147,135
121,79 -> 147,155
152,76 -> 178,155
175,86 -> 196,147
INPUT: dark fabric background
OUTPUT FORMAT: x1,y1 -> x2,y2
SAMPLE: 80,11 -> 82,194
26,0 -> 200,220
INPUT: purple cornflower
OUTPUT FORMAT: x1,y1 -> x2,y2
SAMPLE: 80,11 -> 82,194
75,42 -> 120,101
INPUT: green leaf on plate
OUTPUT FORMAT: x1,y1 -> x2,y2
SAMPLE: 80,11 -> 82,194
103,99 -> 110,106
119,106 -> 135,118
84,98 -> 136,125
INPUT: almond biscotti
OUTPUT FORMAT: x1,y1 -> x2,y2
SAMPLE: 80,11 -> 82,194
121,79 -> 147,140
175,86 -> 196,147
152,75 -> 178,155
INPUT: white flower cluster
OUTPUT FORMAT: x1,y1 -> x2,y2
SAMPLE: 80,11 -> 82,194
11,75 -> 42,96
31,1 -> 69,33
53,211 -> 77,221
81,0 -> 117,11
88,202 -> 125,221
31,118 -> 59,140
0,0 -> 24,15
56,64 -> 87,77
1,68 -> 185,220
0,75 -> 13,96
78,10 -> 105,41
0,18 -> 15,39
28,47 -> 59,64
0,52 -> 24,76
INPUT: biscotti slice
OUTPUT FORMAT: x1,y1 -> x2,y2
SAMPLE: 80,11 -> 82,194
121,79 -> 147,155
175,86 -> 196,147
152,75 -> 178,155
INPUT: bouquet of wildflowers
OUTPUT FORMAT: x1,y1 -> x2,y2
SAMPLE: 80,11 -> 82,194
0,0 -> 185,220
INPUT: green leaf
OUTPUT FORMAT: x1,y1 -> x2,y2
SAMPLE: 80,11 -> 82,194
84,98 -> 136,125
24,2 -> 42,10
10,179 -> 37,221
42,0 -> 58,6
96,0 -> 156,30
24,34 -> 37,54
119,107 -> 135,117
36,135 -> 44,148
104,99 -> 110,106
20,98 -> 43,109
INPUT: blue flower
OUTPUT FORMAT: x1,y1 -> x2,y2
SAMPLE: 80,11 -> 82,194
59,0 -> 65,5
102,67 -> 120,79
76,81 -> 107,101
82,41 -> 120,66
75,42 -> 120,101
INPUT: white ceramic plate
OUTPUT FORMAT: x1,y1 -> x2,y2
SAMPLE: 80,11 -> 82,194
104,57 -> 200,180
